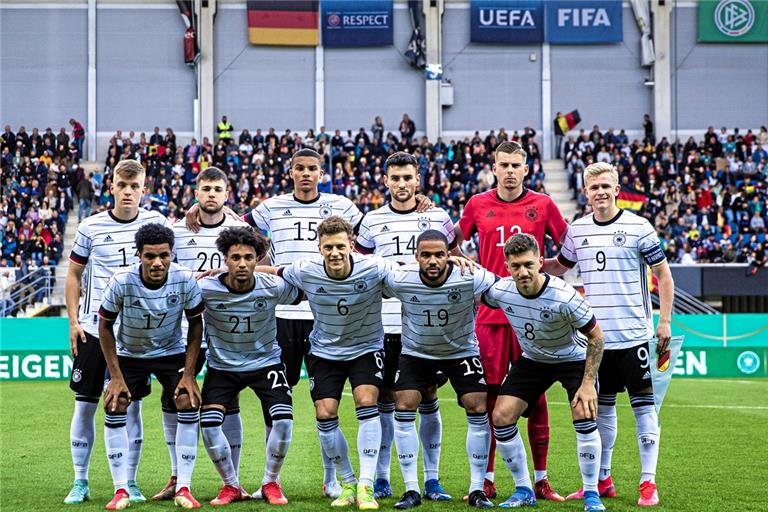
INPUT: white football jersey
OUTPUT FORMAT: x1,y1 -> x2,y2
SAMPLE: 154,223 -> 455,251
383,263 -> 495,359
199,273 -> 300,372
558,209 -> 665,350
357,204 -> 456,334
172,216 -> 249,272
245,193 -> 363,320
483,274 -> 596,364
70,209 -> 172,337
99,262 -> 203,358
278,253 -> 394,360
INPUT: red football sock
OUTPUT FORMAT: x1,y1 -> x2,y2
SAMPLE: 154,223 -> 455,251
485,386 -> 499,474
528,393 -> 550,473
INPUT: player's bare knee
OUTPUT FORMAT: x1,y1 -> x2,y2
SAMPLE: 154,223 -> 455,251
461,392 -> 487,414
315,399 -> 339,420
174,393 -> 197,412
352,385 -> 378,408
422,385 -> 438,402
395,390 -> 421,411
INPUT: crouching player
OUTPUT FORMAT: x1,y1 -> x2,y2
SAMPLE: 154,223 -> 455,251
481,234 -> 606,511
198,227 -> 301,505
99,223 -> 204,510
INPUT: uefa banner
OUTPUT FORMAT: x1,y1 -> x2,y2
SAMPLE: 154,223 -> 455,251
699,0 -> 768,42
321,0 -> 393,47
470,0 -> 545,44
545,0 -> 622,44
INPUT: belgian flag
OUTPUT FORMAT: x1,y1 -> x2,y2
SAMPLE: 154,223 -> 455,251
248,1 -> 319,46
557,109 -> 581,134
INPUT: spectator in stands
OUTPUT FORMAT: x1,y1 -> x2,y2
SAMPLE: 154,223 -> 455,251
399,113 -> 416,144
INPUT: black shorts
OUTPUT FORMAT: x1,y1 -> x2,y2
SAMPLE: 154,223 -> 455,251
117,353 -> 186,412
306,350 -> 385,402
276,318 -> 313,387
71,332 -> 151,399
70,332 -> 108,398
160,348 -> 228,412
202,364 -> 292,419
395,354 -> 487,399
500,357 -> 589,417
598,343 -> 653,395
382,334 -> 402,389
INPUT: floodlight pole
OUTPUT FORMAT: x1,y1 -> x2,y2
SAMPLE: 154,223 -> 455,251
196,0 -> 216,144
651,0 -> 672,141
423,0 -> 444,143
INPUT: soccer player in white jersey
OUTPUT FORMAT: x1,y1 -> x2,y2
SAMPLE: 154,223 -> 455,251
149,167 -> 250,502
98,223 -> 204,510
64,160 -> 171,504
381,230 -> 497,510
482,234 -> 606,511
198,227 -> 300,506
186,148 -> 364,497
355,152 -> 458,502
545,162 -> 674,506
257,216 -> 395,510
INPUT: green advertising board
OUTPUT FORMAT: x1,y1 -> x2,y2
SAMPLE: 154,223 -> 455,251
699,0 -> 768,42
1,316 -> 767,380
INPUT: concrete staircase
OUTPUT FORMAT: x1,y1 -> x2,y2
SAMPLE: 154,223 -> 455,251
542,159 -> 576,221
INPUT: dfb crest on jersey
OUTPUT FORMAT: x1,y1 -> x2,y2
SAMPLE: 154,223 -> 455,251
526,206 -> 538,221
539,306 -> 553,321
613,231 -> 627,247
417,218 -> 431,232
319,205 -> 333,219
254,297 -> 268,312
448,289 -> 462,303
354,279 -> 368,292
166,292 -> 181,306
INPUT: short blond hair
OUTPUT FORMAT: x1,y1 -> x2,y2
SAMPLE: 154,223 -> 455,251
114,159 -> 146,180
583,162 -> 618,185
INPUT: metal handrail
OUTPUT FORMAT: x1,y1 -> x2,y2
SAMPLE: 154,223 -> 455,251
1,266 -> 56,317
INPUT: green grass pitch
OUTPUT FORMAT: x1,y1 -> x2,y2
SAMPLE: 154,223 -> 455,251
1,378 -> 766,511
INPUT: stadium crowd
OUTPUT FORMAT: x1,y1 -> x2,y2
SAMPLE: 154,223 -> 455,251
563,124 -> 768,273
0,121 -> 86,314
3,116 -> 767,312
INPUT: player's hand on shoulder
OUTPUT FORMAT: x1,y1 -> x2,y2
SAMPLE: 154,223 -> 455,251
414,194 -> 434,213
184,203 -> 201,233
223,206 -> 244,223
195,267 -> 225,280
449,255 -> 479,275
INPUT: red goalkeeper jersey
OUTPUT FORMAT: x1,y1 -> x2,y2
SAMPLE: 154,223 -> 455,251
458,188 -> 568,324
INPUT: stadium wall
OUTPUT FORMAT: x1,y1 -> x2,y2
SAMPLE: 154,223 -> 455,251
1,316 -> 767,381
1,1 -> 766,158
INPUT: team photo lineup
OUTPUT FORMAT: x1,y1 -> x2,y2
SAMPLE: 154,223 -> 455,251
61,142 -> 674,511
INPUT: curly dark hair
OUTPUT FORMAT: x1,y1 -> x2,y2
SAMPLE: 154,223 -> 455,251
215,226 -> 269,259
135,223 -> 175,252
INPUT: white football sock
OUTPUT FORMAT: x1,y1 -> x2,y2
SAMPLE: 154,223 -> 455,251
574,420 -> 601,493
631,396 -> 660,484
418,399 -> 442,482
162,411 -> 178,476
175,410 -> 200,491
126,400 -> 143,482
356,406 -> 381,487
317,417 -> 356,484
376,402 -> 395,482
494,423 -> 532,490
222,410 -> 243,478
394,410 -> 420,493
201,410 -> 237,486
105,413 -> 129,492
597,394 -> 617,479
466,413 -> 491,493
70,399 -> 98,481
264,419 -> 292,483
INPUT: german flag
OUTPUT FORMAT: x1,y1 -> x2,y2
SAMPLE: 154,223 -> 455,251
557,109 -> 581,134
248,1 -> 319,46
616,188 -> 647,212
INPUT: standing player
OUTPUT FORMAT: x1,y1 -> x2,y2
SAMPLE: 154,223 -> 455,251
186,148 -> 363,497
64,160 -> 172,504
355,152 -> 457,501
483,234 -> 606,511
382,230 -> 496,510
456,141 -> 568,500
150,167 -> 250,501
546,162 -> 674,506
260,216 -> 394,511
198,227 -> 300,505
98,223 -> 204,510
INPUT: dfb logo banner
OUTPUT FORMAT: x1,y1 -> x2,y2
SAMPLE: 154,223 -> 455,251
321,0 -> 393,47
545,0 -> 622,44
470,0 -> 544,44
698,0 -> 768,42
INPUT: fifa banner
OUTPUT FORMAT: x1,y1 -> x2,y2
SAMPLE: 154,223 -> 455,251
545,0 -> 622,44
247,0 -> 319,46
699,0 -> 768,43
321,0 -> 393,47
649,336 -> 684,413
470,0 -> 545,44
